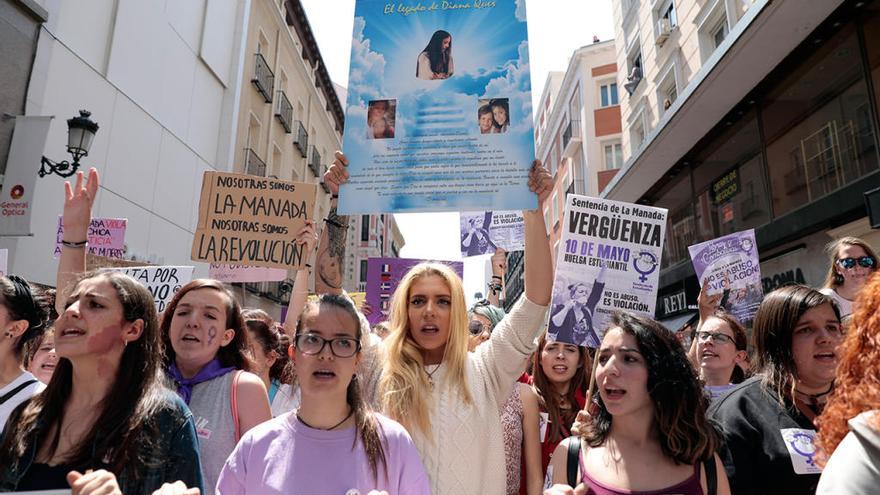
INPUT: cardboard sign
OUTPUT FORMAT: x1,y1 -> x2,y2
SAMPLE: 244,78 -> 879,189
108,266 -> 194,312
688,229 -> 763,326
209,264 -> 288,283
549,195 -> 667,347
54,217 -> 127,259
459,210 -> 525,257
365,257 -> 464,325
191,172 -> 316,270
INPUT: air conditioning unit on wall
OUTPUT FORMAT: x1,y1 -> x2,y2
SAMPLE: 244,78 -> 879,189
655,18 -> 672,46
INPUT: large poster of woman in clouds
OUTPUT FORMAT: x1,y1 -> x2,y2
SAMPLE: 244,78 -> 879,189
339,0 -> 536,214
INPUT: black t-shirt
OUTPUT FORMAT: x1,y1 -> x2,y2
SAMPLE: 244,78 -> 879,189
709,377 -> 821,495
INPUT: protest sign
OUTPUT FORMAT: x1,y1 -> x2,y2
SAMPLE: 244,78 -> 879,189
209,264 -> 288,283
339,0 -> 536,214
459,210 -> 524,257
107,266 -> 194,313
191,172 -> 316,270
54,217 -> 127,259
365,257 -> 463,325
688,229 -> 763,326
549,195 -> 667,347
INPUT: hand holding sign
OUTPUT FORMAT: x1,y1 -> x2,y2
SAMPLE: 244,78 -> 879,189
528,160 -> 553,208
295,219 -> 319,264
63,168 -> 99,242
322,151 -> 349,195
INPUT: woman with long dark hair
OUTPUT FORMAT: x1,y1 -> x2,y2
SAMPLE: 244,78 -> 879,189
244,317 -> 297,416
711,285 -> 843,494
416,30 -> 454,80
217,294 -> 430,494
0,167 -> 202,494
0,274 -> 49,431
547,312 -> 730,495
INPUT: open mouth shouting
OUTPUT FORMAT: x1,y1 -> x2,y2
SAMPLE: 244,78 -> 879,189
551,364 -> 569,375
813,350 -> 836,364
420,324 -> 440,336
180,334 -> 201,345
603,385 -> 627,401
312,368 -> 337,381
59,327 -> 86,339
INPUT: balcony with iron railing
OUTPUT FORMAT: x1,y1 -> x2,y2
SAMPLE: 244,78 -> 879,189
308,145 -> 322,177
244,148 -> 266,177
293,121 -> 308,157
252,52 -> 275,103
275,90 -> 293,133
562,119 -> 582,156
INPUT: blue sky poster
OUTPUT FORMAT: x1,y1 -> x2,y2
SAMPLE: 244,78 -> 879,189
339,0 -> 537,214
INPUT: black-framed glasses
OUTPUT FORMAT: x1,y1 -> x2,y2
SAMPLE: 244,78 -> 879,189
696,331 -> 735,345
294,333 -> 361,358
837,256 -> 875,269
468,320 -> 489,336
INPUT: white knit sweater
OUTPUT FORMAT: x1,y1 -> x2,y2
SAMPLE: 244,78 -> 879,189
407,295 -> 548,495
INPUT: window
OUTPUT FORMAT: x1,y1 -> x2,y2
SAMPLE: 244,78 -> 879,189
624,40 -> 643,96
552,192 -> 559,229
360,215 -> 370,242
697,0 -> 731,63
543,208 -> 552,235
658,0 -> 678,28
711,19 -> 729,49
764,24 -> 878,217
359,260 -> 368,283
604,143 -> 624,170
651,173 -> 694,268
600,83 -> 619,107
629,105 -> 647,153
656,64 -> 678,116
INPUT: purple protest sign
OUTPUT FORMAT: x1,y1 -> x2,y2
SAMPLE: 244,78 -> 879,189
208,264 -> 288,283
688,229 -> 763,326
54,216 -> 127,259
365,257 -> 464,326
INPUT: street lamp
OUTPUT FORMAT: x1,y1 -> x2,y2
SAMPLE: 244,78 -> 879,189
39,110 -> 99,178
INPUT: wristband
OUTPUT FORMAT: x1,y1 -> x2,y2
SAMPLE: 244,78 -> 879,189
491,275 -> 503,280
331,194 -> 339,199
61,239 -> 88,249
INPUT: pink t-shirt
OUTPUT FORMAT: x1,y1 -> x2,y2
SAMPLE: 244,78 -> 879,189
216,411 -> 430,495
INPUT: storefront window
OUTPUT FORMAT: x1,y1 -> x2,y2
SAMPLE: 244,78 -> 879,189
691,110 -> 768,240
652,173 -> 694,268
764,23 -> 879,217
864,4 -> 880,120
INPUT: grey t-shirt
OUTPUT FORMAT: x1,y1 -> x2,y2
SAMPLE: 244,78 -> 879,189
817,410 -> 880,494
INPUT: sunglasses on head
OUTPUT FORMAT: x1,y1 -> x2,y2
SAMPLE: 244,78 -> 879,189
837,256 -> 875,269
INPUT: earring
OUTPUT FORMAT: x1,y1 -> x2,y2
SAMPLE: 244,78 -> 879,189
834,271 -> 844,285
4,332 -> 12,338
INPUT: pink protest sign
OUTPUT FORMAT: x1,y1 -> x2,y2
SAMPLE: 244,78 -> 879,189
209,264 -> 288,283
54,216 -> 127,259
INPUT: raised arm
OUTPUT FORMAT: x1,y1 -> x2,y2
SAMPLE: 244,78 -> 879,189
487,248 -> 507,307
524,160 -> 553,306
55,168 -> 99,315
282,220 -> 318,337
316,152 -> 350,295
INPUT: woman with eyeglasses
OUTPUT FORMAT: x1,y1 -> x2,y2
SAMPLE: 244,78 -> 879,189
324,155 -> 554,494
819,236 -> 877,318
217,294 -> 430,494
694,310 -> 748,401
467,301 -> 505,352
710,285 -> 843,495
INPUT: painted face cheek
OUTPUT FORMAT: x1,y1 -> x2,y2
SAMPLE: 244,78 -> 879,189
88,324 -> 122,353
208,326 -> 217,345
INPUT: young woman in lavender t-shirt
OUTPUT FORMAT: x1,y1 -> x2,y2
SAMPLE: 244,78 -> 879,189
216,294 -> 430,495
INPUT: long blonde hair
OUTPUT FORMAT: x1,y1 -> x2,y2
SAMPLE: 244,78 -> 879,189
380,263 -> 473,438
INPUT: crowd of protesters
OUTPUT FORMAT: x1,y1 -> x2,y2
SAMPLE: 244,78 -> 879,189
0,152 -> 877,495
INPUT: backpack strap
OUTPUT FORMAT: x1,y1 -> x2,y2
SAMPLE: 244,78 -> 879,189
0,379 -> 37,405
230,370 -> 243,442
703,456 -> 717,495
567,436 -> 582,488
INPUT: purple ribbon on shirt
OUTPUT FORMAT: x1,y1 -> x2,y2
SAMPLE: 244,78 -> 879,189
168,359 -> 235,404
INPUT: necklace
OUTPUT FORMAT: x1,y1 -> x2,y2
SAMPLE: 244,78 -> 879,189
296,408 -> 353,431
794,384 -> 834,416
425,363 -> 442,389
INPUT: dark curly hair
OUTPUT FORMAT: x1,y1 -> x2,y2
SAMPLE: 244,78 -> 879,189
578,312 -> 720,465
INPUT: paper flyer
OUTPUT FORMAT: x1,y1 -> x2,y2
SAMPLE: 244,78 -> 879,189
549,195 -> 667,347
688,229 -> 763,326
365,257 -> 464,325
459,210 -> 524,257
339,0 -> 536,213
